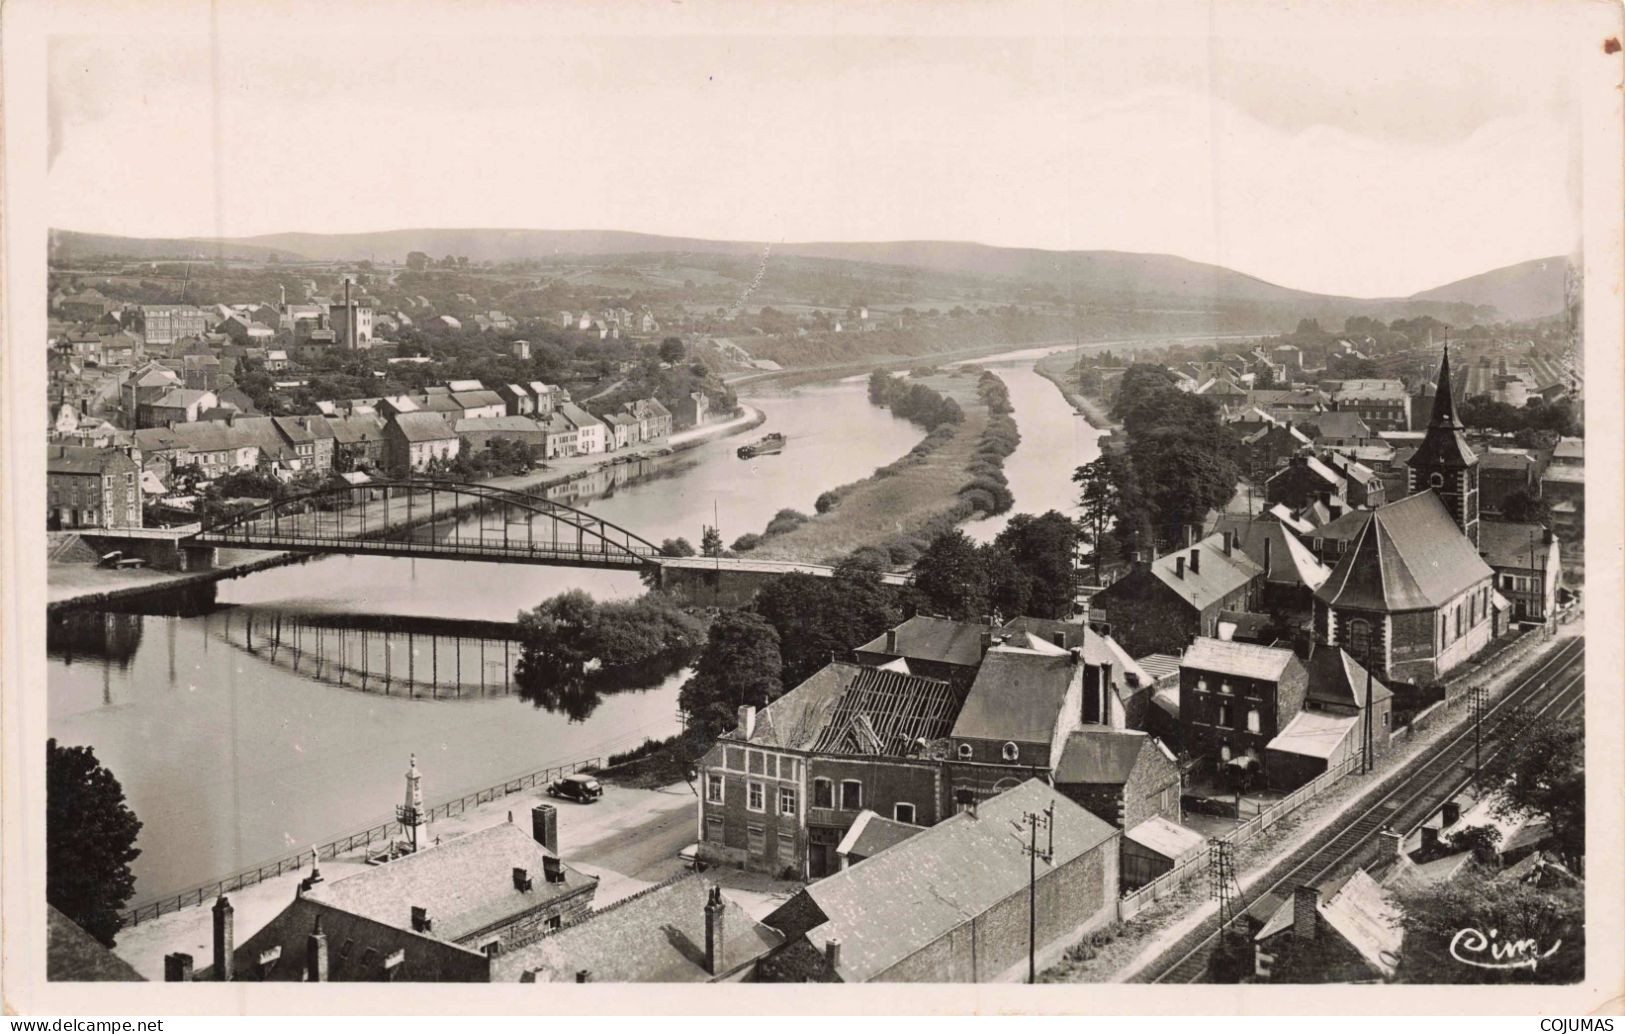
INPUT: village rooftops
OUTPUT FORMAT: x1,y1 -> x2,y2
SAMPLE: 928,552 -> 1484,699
1264,503 -> 1317,537
950,641 -> 1076,746
1302,647 -> 1394,709
1182,636 -> 1297,682
450,389 -> 507,410
1212,515 -> 1331,590
304,822 -> 593,945
721,661 -> 957,758
1477,519 -> 1554,570
854,614 -> 990,670
1304,411 -> 1372,440
493,875 -> 779,982
445,379 -> 485,392
777,780 -> 1116,982
836,810 -> 926,862
1148,534 -> 1265,612
1054,728 -> 1173,784
1334,379 -> 1408,401
390,411 -> 458,442
1314,492 -> 1494,612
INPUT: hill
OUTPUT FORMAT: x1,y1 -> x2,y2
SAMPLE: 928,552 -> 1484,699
1407,255 -> 1572,322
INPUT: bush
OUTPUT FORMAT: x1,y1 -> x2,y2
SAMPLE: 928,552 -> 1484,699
814,491 -> 840,514
763,509 -> 810,537
731,532 -> 763,552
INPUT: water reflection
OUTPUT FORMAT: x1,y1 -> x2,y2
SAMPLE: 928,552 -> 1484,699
47,610 -> 145,668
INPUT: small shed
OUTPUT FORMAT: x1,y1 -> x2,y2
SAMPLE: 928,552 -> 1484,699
1122,816 -> 1206,891
1263,710 -> 1359,791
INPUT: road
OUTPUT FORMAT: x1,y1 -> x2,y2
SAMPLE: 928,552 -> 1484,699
572,795 -> 699,883
1135,635 -> 1586,983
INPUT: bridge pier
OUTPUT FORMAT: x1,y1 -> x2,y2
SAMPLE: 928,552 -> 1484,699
180,545 -> 217,572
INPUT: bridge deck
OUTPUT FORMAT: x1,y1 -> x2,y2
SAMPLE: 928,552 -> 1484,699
190,531 -> 656,569
656,555 -> 912,585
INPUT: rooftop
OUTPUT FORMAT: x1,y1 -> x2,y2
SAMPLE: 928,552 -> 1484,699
1265,709 -> 1359,760
1181,636 -> 1298,682
836,810 -> 926,861
1314,492 -> 1494,612
951,644 -> 1076,746
1124,815 -> 1206,863
1302,647 -> 1394,708
390,411 -> 458,442
1149,533 -> 1265,612
854,614 -> 990,670
1477,518 -> 1556,571
1054,728 -> 1170,785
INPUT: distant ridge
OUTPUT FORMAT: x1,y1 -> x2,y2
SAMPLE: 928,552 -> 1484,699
51,226 -> 1558,323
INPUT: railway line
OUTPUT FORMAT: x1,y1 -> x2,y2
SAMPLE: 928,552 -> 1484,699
1136,635 -> 1586,984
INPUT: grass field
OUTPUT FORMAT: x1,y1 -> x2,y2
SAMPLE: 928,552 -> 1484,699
748,368 -> 993,564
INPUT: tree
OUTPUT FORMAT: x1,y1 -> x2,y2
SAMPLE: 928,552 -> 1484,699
678,611 -> 783,740
406,251 -> 430,272
993,511 -> 1079,619
658,337 -> 686,364
909,529 -> 990,620
1394,867 -> 1583,983
47,739 -> 142,947
658,537 -> 696,557
752,568 -> 901,687
1500,490 -> 1551,526
1253,365 -> 1278,390
1482,713 -> 1583,870
700,525 -> 723,557
1129,426 -> 1241,548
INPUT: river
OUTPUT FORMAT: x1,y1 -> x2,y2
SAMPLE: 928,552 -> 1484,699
47,348 -> 1101,902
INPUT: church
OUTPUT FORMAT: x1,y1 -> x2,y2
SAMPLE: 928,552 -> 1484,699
1311,349 -> 1501,686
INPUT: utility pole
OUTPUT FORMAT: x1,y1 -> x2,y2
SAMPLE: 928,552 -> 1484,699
1011,803 -> 1055,984
1471,684 -> 1484,786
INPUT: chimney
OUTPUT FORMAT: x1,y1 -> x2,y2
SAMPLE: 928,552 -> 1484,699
163,953 -> 194,982
543,855 -> 565,884
824,938 -> 843,979
1189,548 -> 1200,574
1051,630 -> 1067,649
1293,886 -> 1319,941
1222,531 -> 1234,556
1420,826 -> 1441,855
513,867 -> 534,892
979,630 -> 993,656
411,906 -> 432,933
576,969 -> 592,983
1441,801 -> 1461,827
306,916 -> 328,982
531,804 -> 559,855
1377,828 -> 1404,862
704,885 -> 726,976
737,704 -> 756,739
212,895 -> 235,981
884,628 -> 898,653
1174,556 -> 1185,579
344,278 -> 356,349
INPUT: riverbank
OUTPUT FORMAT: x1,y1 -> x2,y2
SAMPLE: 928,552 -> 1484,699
46,405 -> 766,613
745,368 -> 1000,565
1033,349 -> 1118,431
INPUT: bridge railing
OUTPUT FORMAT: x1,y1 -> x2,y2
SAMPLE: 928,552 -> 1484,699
118,754 -> 602,929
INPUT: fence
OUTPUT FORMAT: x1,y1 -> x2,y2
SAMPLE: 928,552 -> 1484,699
120,755 -> 601,929
1119,749 -> 1365,920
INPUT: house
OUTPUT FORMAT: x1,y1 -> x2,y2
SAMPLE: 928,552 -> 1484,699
430,315 -> 462,331
327,414 -> 389,472
46,445 -> 141,529
182,811 -> 596,982
834,811 -> 924,870
1052,728 -> 1181,831
1477,450 -> 1541,515
1000,616 -> 1155,728
755,780 -> 1120,983
526,382 -> 567,418
272,416 -> 336,471
852,614 -> 991,694
1332,379 -> 1410,431
557,403 -> 607,455
138,305 -> 209,346
495,384 -> 535,417
604,413 -> 639,450
455,416 -> 546,456
1242,421 -> 1313,475
1302,411 -> 1371,445
1265,454 -> 1348,512
1477,520 -> 1562,628
449,390 -> 508,420
263,349 -> 291,373
1177,636 -> 1308,776
1312,493 -> 1497,685
1120,815 -> 1207,892
1252,871 -> 1403,982
1264,646 -> 1393,789
621,398 -> 672,440
696,664 -> 959,879
1088,531 -> 1265,658
1211,515 -> 1331,622
58,289 -> 113,321
672,392 -> 709,429
119,362 -> 183,420
385,412 -> 460,474
1318,451 -> 1385,509
495,876 -> 779,983
541,413 -> 579,459
140,388 -> 218,428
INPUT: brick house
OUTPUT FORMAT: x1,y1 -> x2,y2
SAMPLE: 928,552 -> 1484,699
46,445 -> 141,529
1088,532 -> 1266,658
755,780 -> 1120,983
1477,519 -> 1562,628
385,412 -> 460,473
1178,636 -> 1308,775
1052,728 -> 1181,830
1241,421 -> 1313,475
1265,454 -> 1348,512
272,415 -> 335,471
454,416 -> 546,457
327,414 -> 388,472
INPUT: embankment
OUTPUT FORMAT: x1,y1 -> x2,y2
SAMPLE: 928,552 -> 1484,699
1033,350 -> 1118,431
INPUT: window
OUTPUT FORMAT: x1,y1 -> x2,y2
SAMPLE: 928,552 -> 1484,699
778,786 -> 797,816
894,803 -> 916,824
777,832 -> 796,861
1220,744 -> 1233,762
747,824 -> 766,854
705,773 -> 724,804
957,743 -> 973,759
1246,709 -> 1261,734
1381,712 -> 1390,729
747,781 -> 765,813
1219,681 -> 1233,696
813,778 -> 833,809
840,780 -> 863,811
1217,701 -> 1234,728
1346,618 -> 1372,659
1195,677 -> 1208,694
1001,742 -> 1020,762
778,755 -> 796,779
1430,472 -> 1445,489
705,816 -> 724,842
748,751 -> 765,775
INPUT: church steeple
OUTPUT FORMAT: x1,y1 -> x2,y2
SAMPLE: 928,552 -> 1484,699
1406,346 -> 1479,546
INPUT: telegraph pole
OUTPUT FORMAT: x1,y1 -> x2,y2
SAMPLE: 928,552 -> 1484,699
1471,685 -> 1484,786
1012,803 -> 1055,984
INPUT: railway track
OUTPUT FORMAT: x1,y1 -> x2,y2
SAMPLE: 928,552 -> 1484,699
1137,635 -> 1586,984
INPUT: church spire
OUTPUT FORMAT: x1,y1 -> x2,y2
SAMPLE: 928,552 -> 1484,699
1431,344 -> 1460,428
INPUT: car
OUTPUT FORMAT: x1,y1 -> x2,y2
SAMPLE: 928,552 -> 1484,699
546,773 -> 603,803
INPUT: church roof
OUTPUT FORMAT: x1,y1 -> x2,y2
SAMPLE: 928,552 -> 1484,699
1407,347 -> 1479,470
1313,492 -> 1493,613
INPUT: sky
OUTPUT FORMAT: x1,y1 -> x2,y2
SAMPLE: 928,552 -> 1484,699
44,0 -> 1589,298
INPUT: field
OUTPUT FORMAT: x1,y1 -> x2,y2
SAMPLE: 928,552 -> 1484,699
748,368 -> 992,564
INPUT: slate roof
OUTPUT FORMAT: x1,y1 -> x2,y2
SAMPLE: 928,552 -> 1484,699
1314,492 -> 1494,612
150,387 -> 213,409
1181,636 -> 1297,682
728,662 -> 864,750
493,875 -> 780,982
451,389 -> 507,411
47,444 -> 137,477
1124,816 -> 1206,863
1054,728 -> 1169,785
306,822 -> 593,944
1265,710 -> 1359,760
1478,449 -> 1536,472
327,414 -> 387,446
1212,515 -> 1330,590
1304,411 -> 1371,440
951,645 -> 1075,746
47,906 -> 145,981
854,615 -> 989,669
1267,455 -> 1346,495
783,780 -> 1117,982
1303,647 -> 1393,708
390,411 -> 458,442
453,416 -> 543,434
836,810 -> 926,861
1477,519 -> 1553,571
1408,350 -> 1479,470
1149,534 -> 1264,611
1136,653 -> 1182,685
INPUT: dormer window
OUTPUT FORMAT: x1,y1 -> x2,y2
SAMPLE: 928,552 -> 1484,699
1001,742 -> 1020,762
957,743 -> 973,760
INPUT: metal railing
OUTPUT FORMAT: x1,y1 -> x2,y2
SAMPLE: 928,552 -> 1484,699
119,755 -> 601,929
